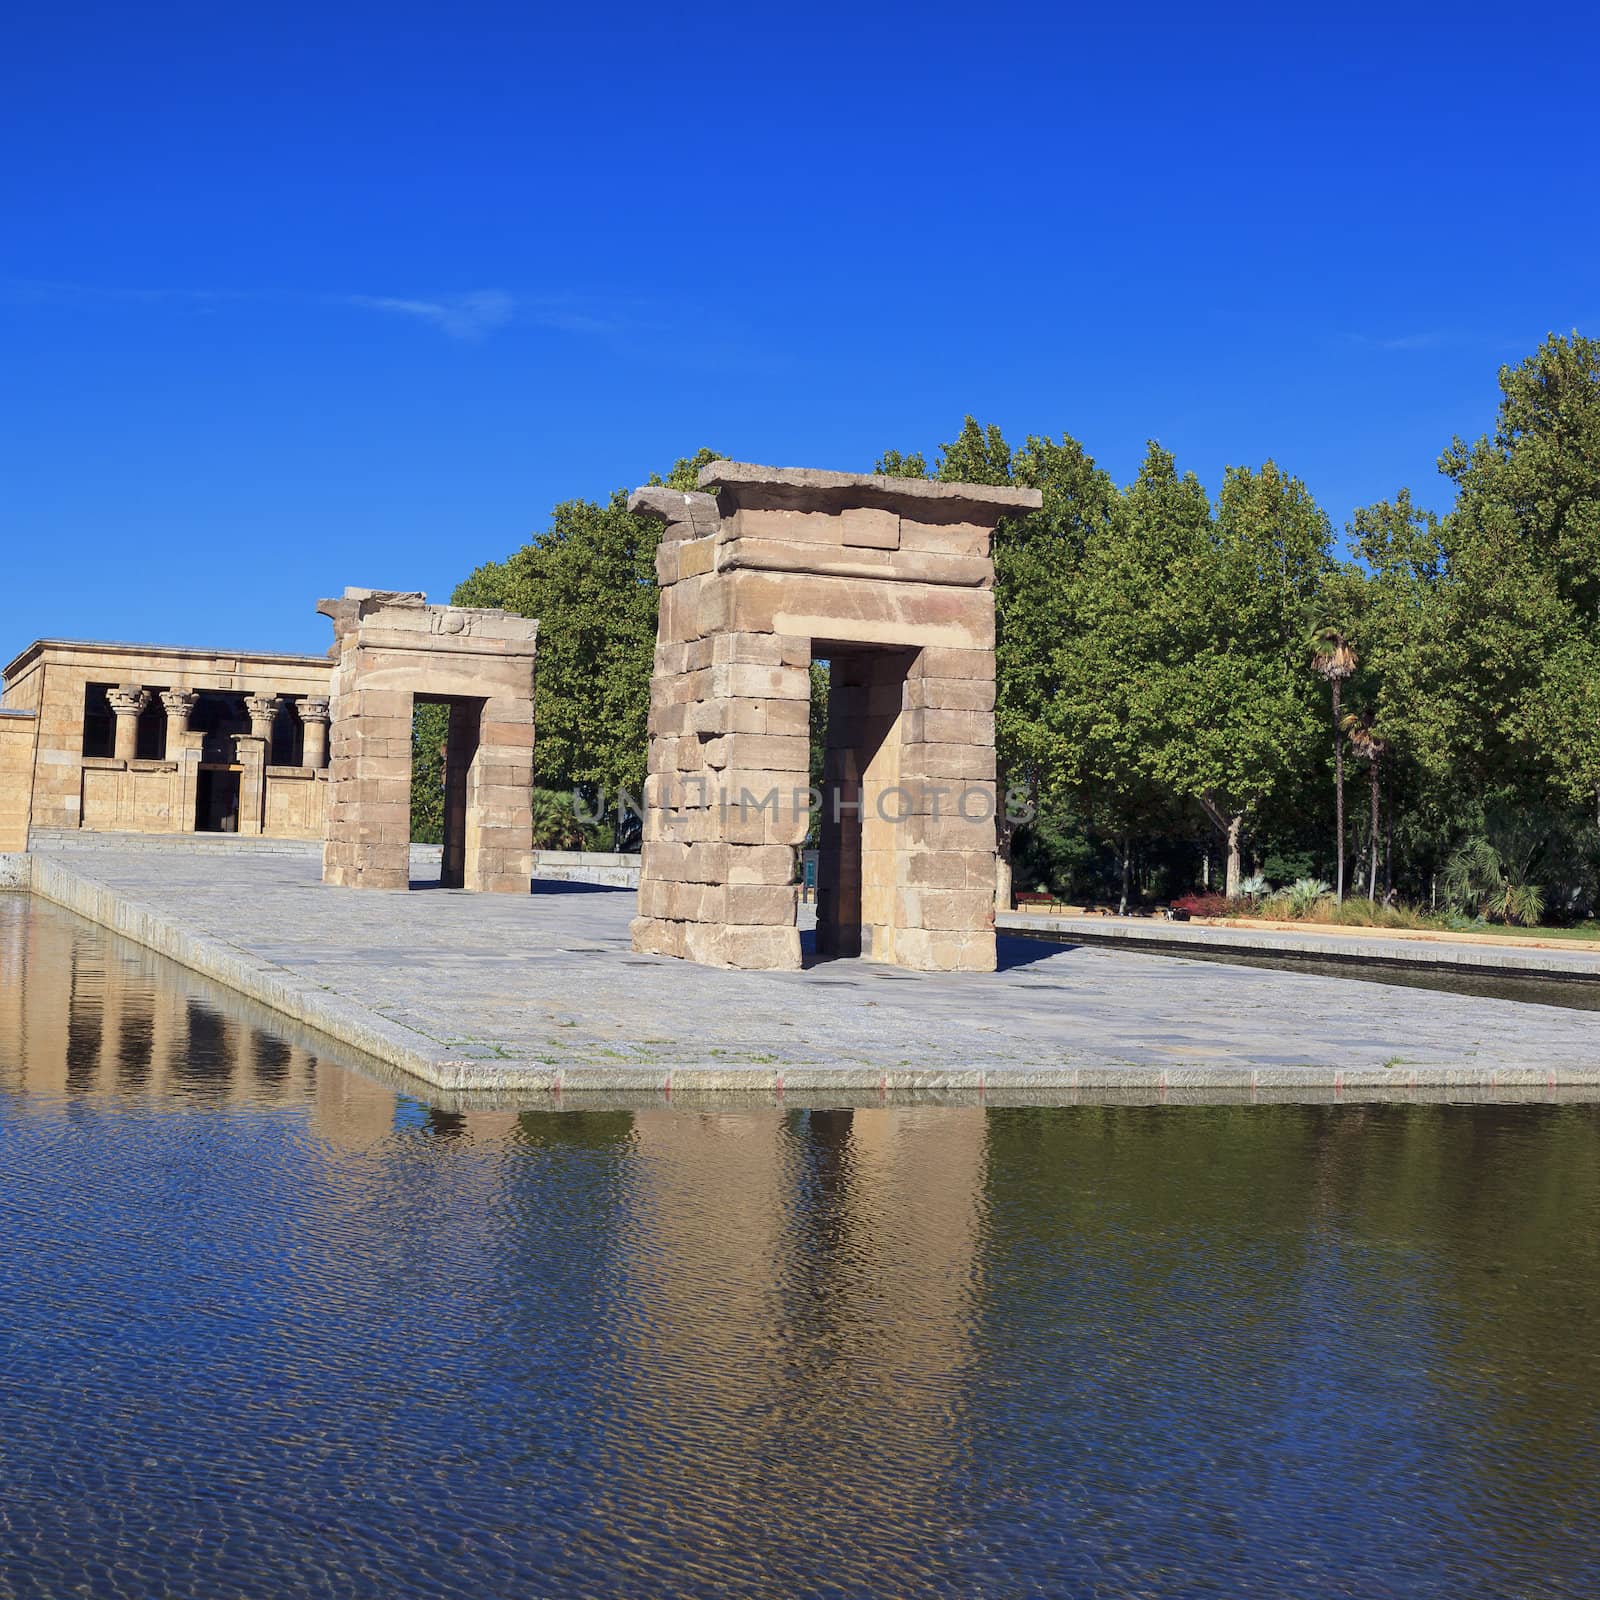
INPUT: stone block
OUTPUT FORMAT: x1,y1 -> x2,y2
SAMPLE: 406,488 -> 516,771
711,632 -> 809,668
685,921 -> 800,971
676,536 -> 715,579
903,810 -> 995,851
891,927 -> 997,973
479,720 -> 536,749
918,887 -> 995,932
915,647 -> 996,681
712,732 -> 810,773
726,844 -> 796,885
655,639 -> 714,676
907,743 -> 997,781
906,676 -> 995,712
899,849 -> 998,890
709,662 -> 809,702
725,883 -> 797,924
899,518 -> 991,557
840,505 -> 901,549
687,698 -> 764,737
905,707 -> 995,747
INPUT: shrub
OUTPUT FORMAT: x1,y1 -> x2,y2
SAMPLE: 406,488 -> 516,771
1287,877 -> 1331,916
1444,835 -> 1547,926
532,787 -> 592,851
1170,892 -> 1251,918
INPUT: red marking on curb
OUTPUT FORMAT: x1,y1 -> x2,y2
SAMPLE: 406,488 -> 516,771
663,1071 -> 672,1100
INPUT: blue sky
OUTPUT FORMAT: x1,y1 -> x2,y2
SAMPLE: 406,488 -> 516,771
3,1 -> 1595,661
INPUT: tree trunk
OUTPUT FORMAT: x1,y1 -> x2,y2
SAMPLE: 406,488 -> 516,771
1202,851 -> 1210,890
1367,756 -> 1380,902
1119,835 -> 1132,916
993,768 -> 1031,915
1225,814 -> 1243,899
994,850 -> 1013,916
994,814 -> 1014,914
1384,790 -> 1394,901
1332,680 -> 1345,903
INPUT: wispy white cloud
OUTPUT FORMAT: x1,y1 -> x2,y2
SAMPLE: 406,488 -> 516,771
339,289 -> 516,341
1342,329 -> 1455,353
1,279 -> 628,344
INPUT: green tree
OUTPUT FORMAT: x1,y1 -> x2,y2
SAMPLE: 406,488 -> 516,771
454,449 -> 718,816
1310,627 -> 1357,901
1089,450 -> 1331,896
409,701 -> 448,845
877,418 -> 1117,907
1438,332 -> 1600,813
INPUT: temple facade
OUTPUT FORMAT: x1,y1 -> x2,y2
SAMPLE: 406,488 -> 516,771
0,639 -> 334,845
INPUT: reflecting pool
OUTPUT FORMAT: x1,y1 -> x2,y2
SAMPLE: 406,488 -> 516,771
2,895 -> 1598,1599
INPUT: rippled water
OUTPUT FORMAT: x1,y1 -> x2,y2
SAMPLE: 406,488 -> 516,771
2,895 -> 1598,1599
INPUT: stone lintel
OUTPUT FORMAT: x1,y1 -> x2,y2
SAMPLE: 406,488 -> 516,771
317,588 -> 538,654
627,488 -> 721,542
697,459 -> 1042,522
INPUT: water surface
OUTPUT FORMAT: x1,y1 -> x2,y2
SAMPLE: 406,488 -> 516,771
2,896 -> 1598,1598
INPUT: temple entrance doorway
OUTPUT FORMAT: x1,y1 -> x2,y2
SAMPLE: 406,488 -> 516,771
813,644 -> 918,964
195,768 -> 241,833
410,695 -> 485,889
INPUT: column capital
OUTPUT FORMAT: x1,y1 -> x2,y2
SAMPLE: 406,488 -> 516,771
299,696 -> 331,725
245,693 -> 282,739
160,689 -> 197,716
107,685 -> 151,717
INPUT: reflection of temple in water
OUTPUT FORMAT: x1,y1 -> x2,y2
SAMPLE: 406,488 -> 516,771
2,895 -> 993,1580
0,898 -> 400,1149
582,1106 -> 988,1576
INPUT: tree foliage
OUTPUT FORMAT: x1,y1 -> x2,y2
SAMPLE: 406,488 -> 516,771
452,449 -> 718,806
429,333 -> 1600,924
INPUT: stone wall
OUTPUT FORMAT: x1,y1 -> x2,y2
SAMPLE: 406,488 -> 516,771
0,709 -> 39,854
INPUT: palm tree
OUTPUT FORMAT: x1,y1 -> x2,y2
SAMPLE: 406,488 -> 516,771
1342,709 -> 1387,902
1311,628 -> 1357,901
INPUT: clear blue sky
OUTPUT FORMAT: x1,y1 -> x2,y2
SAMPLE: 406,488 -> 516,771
3,1 -> 1595,662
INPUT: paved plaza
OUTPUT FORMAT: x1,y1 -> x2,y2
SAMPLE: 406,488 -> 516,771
18,836 -> 1600,1093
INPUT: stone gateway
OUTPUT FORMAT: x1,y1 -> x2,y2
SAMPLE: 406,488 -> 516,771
629,461 -> 1040,973
318,589 -> 538,894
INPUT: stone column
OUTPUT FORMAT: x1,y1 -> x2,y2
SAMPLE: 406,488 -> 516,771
107,686 -> 150,763
299,697 -> 330,769
245,694 -> 281,744
234,734 -> 267,835
160,690 -> 201,835
160,689 -> 197,737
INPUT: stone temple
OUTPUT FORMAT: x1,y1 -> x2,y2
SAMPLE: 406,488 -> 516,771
318,589 -> 539,894
1,460 -> 1037,976
629,460 -> 1040,973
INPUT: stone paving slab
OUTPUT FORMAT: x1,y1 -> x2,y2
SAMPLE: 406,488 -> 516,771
20,841 -> 1600,1093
